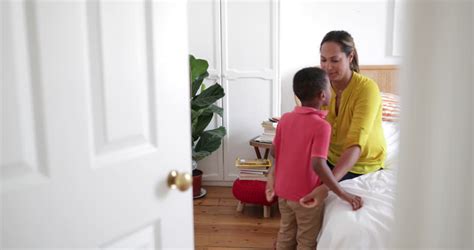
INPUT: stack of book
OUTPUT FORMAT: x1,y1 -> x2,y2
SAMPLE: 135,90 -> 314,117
235,158 -> 272,181
255,118 -> 278,143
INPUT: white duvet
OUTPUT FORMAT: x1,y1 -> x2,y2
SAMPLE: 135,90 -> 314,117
317,122 -> 399,249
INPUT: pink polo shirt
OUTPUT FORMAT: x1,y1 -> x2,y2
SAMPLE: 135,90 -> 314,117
273,106 -> 331,202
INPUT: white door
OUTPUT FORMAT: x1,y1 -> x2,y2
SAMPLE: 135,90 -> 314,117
1,0 -> 193,249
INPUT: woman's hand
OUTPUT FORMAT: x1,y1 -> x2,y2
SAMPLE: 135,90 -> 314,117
340,191 -> 363,210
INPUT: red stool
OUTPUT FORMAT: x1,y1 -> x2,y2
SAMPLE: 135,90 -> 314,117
232,178 -> 278,218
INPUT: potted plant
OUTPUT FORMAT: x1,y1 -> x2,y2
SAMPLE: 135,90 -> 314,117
189,54 -> 226,198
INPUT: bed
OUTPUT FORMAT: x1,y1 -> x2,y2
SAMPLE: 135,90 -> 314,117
316,65 -> 400,249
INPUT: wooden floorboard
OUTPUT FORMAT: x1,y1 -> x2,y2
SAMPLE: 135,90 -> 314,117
194,186 -> 280,249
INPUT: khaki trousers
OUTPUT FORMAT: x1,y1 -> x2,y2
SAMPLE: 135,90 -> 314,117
276,198 -> 324,250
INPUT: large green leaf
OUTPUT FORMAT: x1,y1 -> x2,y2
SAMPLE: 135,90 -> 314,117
208,104 -> 223,117
191,83 -> 224,109
189,55 -> 209,98
192,150 -> 211,161
191,109 -> 201,141
192,109 -> 213,142
195,126 -> 226,154
191,72 -> 209,98
189,55 -> 226,162
189,55 -> 208,83
191,109 -> 199,124
191,104 -> 224,143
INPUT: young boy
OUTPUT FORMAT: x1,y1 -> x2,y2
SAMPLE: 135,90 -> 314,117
266,67 -> 362,249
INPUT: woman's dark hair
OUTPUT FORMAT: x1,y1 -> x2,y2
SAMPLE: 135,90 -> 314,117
293,67 -> 328,103
320,30 -> 359,73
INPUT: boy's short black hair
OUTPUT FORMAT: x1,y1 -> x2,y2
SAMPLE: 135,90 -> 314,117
293,67 -> 328,103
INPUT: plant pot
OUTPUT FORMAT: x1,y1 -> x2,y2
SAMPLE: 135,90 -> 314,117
192,169 -> 205,198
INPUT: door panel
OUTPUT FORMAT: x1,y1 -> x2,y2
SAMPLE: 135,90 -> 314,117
1,0 -> 193,248
187,0 -> 279,183
87,0 -> 157,164
221,0 -> 279,181
1,0 -> 50,193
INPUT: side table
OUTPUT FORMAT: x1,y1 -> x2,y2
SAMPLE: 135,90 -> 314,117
249,136 -> 272,159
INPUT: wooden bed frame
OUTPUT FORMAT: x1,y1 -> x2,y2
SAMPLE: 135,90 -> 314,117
359,65 -> 399,94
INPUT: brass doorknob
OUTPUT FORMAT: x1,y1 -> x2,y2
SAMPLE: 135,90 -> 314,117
167,170 -> 192,191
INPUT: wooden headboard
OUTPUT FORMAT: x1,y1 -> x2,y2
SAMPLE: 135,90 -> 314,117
359,65 -> 399,94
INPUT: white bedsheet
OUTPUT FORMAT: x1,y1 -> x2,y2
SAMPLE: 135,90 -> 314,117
317,121 -> 399,249
317,168 -> 397,249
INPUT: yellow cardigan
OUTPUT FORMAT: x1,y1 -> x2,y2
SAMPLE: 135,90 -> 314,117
323,72 -> 386,174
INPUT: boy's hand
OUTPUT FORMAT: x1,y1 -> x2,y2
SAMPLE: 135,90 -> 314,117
299,186 -> 329,208
299,196 -> 318,208
265,180 -> 275,202
340,192 -> 363,210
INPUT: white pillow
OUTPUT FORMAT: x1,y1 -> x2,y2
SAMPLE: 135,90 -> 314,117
383,121 -> 400,168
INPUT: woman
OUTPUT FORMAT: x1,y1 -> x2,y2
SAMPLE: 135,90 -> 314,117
300,30 -> 386,204
320,30 -> 386,181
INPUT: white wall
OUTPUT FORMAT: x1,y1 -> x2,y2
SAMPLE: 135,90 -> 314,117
280,0 -> 402,113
